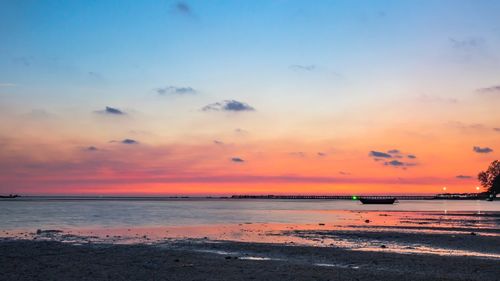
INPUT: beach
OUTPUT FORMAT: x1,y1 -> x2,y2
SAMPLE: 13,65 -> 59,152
1,198 -> 499,280
1,238 -> 498,281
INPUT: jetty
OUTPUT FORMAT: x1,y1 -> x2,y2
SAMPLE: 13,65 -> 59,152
231,193 -> 485,200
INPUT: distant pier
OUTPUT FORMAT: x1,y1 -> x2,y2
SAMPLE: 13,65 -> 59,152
231,193 -> 485,200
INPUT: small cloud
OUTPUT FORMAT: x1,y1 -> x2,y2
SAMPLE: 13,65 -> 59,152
369,151 -> 392,158
202,100 -> 255,112
407,154 -> 417,159
289,152 -> 306,158
23,109 -> 52,119
235,128 -> 247,134
476,85 -> 500,96
339,171 -> 350,175
231,157 -> 244,163
289,64 -> 316,71
456,175 -> 472,179
85,146 -> 98,151
473,146 -> 493,153
96,106 -> 125,115
417,94 -> 458,104
122,139 -> 138,145
156,86 -> 196,95
387,149 -> 400,154
174,1 -> 191,14
0,83 -> 16,87
384,160 -> 405,167
12,56 -> 34,67
494,128 -> 500,132
317,152 -> 326,157
213,140 -> 224,145
449,37 -> 483,49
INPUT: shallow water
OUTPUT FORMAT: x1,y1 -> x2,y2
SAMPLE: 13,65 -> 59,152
1,198 -> 499,229
1,198 -> 499,259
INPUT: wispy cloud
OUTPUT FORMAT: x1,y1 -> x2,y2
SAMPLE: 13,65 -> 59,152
156,86 -> 196,95
476,85 -> 500,96
289,152 -> 306,158
417,94 -> 458,104
473,146 -> 493,153
202,100 -> 255,112
213,140 -> 224,145
456,175 -> 472,179
449,37 -> 484,50
12,56 -> 34,67
317,152 -> 326,157
289,64 -> 316,71
0,83 -> 16,87
96,106 -> 125,115
85,146 -> 98,151
231,157 -> 245,163
407,154 -> 417,159
172,1 -> 193,16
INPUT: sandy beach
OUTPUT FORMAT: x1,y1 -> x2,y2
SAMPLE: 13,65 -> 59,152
1,237 -> 498,281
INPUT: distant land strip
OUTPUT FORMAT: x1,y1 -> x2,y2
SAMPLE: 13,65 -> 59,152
231,194 -> 486,200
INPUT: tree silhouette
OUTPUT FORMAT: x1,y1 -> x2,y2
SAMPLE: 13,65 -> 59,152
478,160 -> 500,195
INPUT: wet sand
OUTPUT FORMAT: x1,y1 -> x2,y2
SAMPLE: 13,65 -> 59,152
0,239 -> 499,281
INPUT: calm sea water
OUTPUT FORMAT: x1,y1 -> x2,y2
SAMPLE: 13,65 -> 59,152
1,197 -> 499,230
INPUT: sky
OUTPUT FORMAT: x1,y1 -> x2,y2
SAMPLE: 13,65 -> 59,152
0,0 -> 499,195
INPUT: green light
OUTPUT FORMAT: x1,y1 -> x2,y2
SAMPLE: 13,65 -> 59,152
352,196 -> 358,200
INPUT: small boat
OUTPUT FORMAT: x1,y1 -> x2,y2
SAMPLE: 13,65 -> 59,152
0,194 -> 20,199
359,197 -> 396,204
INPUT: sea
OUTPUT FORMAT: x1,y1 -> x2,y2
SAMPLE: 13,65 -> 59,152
1,197 -> 499,230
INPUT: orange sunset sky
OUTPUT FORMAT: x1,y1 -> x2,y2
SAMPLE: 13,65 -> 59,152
0,0 -> 499,195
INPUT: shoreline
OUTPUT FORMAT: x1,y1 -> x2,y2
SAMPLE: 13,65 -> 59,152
1,238 -> 499,281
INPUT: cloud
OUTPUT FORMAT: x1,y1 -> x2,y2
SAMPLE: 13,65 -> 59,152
417,94 -> 458,104
317,152 -> 326,157
202,100 -> 255,112
449,37 -> 483,49
370,149 -> 417,168
384,160 -> 405,167
369,151 -> 392,158
122,139 -> 139,145
494,128 -> 500,132
473,146 -> 493,153
289,64 -> 316,71
12,56 -> 34,67
172,1 -> 193,16
156,86 -> 196,95
85,146 -> 98,151
96,106 -> 125,115
213,140 -> 224,145
231,157 -> 244,163
456,175 -> 472,179
289,152 -> 306,157
0,83 -> 16,87
339,171 -> 350,175
476,85 -> 500,96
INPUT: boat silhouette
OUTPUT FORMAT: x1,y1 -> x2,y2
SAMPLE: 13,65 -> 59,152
359,197 -> 396,204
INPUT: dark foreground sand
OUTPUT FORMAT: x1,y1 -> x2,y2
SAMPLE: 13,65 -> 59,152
1,239 -> 499,281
